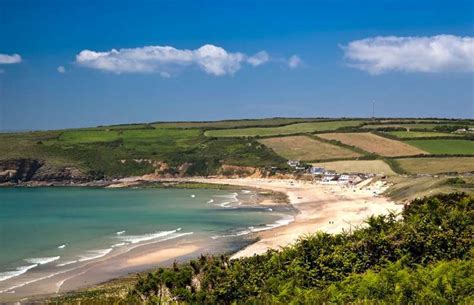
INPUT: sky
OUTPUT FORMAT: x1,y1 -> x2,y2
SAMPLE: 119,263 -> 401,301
0,0 -> 473,131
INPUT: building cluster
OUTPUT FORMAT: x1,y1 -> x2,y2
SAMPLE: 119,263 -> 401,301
287,160 -> 372,184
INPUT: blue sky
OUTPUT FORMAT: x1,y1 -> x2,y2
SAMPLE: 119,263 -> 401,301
0,0 -> 473,131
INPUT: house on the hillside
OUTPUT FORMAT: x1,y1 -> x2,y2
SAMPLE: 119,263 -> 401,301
287,160 -> 300,167
310,167 -> 325,175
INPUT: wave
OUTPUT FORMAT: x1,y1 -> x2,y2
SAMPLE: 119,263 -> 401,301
211,230 -> 251,239
116,230 -> 126,235
118,229 -> 179,244
0,264 -> 38,282
25,256 -> 60,265
112,242 -> 127,248
56,260 -> 77,267
242,190 -> 252,194
207,199 -> 214,204
218,201 -> 231,208
250,215 -> 295,232
57,244 -> 67,249
78,248 -> 113,262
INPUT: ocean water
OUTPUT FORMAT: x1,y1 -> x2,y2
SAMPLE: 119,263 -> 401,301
0,187 -> 293,293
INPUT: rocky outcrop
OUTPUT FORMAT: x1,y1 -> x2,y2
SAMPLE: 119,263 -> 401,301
0,159 -> 43,183
0,159 -> 91,184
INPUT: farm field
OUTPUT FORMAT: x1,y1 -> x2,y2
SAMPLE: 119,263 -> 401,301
258,135 -> 362,161
387,131 -> 461,138
396,157 -> 474,174
152,118 -> 320,129
405,139 -> 474,155
311,160 -> 396,175
317,132 -> 427,157
204,120 -> 364,137
363,123 -> 473,130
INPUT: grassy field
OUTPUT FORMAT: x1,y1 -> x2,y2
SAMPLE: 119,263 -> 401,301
405,139 -> 474,155
258,135 -> 362,161
204,120 -> 365,137
317,133 -> 426,157
396,157 -> 474,174
152,118 -> 321,129
386,131 -> 461,138
311,160 -> 396,175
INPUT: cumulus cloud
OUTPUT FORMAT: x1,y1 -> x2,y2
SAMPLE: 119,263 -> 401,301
0,53 -> 22,64
57,66 -> 66,73
76,44 -> 270,76
343,35 -> 474,74
288,55 -> 302,69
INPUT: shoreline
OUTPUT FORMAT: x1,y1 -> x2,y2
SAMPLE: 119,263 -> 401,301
145,177 -> 402,258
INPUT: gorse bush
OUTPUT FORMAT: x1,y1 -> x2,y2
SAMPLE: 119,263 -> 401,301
126,193 -> 473,304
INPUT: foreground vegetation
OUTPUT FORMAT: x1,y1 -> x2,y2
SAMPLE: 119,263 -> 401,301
51,193 -> 473,304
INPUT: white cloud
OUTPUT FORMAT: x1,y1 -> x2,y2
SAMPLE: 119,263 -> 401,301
247,51 -> 269,66
288,55 -> 301,69
76,44 -> 270,76
0,53 -> 22,64
57,66 -> 66,73
343,35 -> 474,74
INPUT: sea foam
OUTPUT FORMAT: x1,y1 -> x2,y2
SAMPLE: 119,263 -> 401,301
118,229 -> 179,244
0,264 -> 38,282
78,248 -> 113,262
25,256 -> 60,265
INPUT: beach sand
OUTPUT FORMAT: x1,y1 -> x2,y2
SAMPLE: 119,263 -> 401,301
147,177 -> 402,259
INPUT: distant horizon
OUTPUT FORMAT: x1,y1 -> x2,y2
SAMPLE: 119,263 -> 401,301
1,115 -> 473,133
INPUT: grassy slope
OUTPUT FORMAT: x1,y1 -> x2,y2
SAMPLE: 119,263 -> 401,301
0,128 -> 287,178
204,120 -> 365,137
405,139 -> 474,155
384,176 -> 474,202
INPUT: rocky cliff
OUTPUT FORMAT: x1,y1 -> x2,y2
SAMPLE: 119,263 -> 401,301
0,159 -> 91,184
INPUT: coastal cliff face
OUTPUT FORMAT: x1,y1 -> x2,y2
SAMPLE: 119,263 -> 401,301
0,159 -> 91,184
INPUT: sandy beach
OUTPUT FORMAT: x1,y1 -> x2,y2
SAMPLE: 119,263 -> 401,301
132,176 -> 402,259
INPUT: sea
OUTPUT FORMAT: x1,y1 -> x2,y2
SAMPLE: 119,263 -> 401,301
0,187 -> 294,298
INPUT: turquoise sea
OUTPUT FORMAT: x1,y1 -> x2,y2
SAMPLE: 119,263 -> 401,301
0,187 -> 293,296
